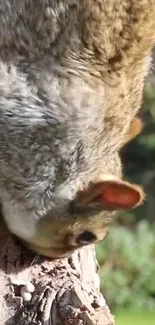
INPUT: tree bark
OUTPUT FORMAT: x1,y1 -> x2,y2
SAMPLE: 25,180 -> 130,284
0,219 -> 115,325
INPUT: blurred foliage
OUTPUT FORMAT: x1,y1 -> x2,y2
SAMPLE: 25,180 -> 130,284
96,221 -> 155,311
115,311 -> 155,325
96,52 -> 155,311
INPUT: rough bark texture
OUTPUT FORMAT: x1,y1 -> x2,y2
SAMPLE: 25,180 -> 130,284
0,219 -> 115,325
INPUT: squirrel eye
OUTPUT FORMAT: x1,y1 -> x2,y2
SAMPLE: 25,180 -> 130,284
76,231 -> 97,245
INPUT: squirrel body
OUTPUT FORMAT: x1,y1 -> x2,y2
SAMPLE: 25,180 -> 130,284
0,1 -> 154,257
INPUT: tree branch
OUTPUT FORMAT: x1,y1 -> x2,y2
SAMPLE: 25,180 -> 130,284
0,220 -> 115,325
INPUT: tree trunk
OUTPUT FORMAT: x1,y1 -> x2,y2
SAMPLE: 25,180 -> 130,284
0,219 -> 115,325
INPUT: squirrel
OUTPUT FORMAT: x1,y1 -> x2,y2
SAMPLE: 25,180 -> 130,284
0,1 -> 154,258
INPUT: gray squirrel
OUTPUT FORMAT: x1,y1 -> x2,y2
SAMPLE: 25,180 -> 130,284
0,0 -> 154,258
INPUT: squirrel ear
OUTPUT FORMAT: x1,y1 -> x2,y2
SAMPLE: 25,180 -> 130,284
78,175 -> 145,210
124,117 -> 144,145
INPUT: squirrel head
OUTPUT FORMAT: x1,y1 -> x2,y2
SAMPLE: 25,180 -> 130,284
23,117 -> 145,258
27,171 -> 145,258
